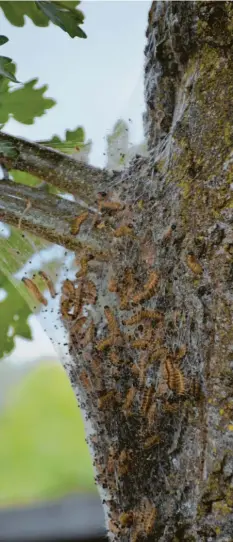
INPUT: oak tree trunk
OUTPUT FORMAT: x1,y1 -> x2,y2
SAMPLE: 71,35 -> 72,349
65,2 -> 233,540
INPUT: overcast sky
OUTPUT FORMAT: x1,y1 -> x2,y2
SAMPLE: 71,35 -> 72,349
2,1 -> 150,364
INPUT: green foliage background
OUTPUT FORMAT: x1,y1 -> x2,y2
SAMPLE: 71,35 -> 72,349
0,361 -> 95,505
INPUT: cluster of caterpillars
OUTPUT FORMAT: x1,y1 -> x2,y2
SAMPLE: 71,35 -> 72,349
22,194 -> 203,541
22,271 -> 56,306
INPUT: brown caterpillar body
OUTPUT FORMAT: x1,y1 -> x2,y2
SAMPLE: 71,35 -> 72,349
174,367 -> 186,396
164,357 -> 176,391
144,434 -> 160,449
144,271 -> 159,293
163,401 -> 179,413
38,271 -> 56,298
123,387 -> 136,412
132,271 -> 159,304
118,449 -> 131,476
144,504 -> 157,534
150,347 -> 169,363
62,279 -> 75,298
108,277 -> 118,292
83,280 -> 97,304
98,200 -> 124,212
123,309 -> 163,326
60,296 -> 73,320
138,353 -> 148,387
76,256 -> 89,277
73,282 -> 83,317
119,512 -> 134,527
131,339 -> 149,350
113,224 -> 134,238
82,320 -> 95,346
71,211 -> 89,235
141,386 -> 154,416
104,306 -> 120,336
186,253 -> 203,275
96,336 -> 113,351
98,390 -> 115,409
190,377 -> 202,398
22,277 -> 48,306
79,370 -> 92,392
70,316 -> 87,335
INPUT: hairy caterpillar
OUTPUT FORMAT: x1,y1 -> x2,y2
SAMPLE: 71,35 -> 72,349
132,271 -> 159,304
22,277 -> 47,306
98,200 -> 124,212
113,224 -> 134,238
123,309 -> 163,326
186,252 -> 203,275
123,387 -> 136,413
71,211 -> 89,235
144,434 -> 160,449
38,271 -> 56,298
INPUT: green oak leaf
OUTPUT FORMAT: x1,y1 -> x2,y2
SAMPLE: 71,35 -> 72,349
36,1 -> 86,38
0,56 -> 19,84
0,78 -> 55,125
0,1 -> 82,28
0,36 -> 9,46
0,273 -> 32,359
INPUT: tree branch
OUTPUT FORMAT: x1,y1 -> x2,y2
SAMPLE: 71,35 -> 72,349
0,132 -> 120,204
0,179 -> 110,254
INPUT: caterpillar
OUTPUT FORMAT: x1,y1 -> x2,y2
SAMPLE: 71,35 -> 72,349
123,387 -> 136,412
144,434 -> 160,449
131,339 -> 149,350
132,271 -> 159,304
113,224 -> 134,238
82,320 -> 95,347
22,277 -> 47,306
98,200 -> 124,212
71,211 -> 89,235
62,279 -> 75,298
144,503 -> 157,535
108,277 -> 118,292
79,370 -> 92,392
186,252 -> 203,275
96,336 -> 113,351
83,280 -> 97,304
38,271 -> 56,298
70,316 -> 87,335
98,390 -> 115,410
104,306 -> 120,336
119,512 -> 133,527
141,386 -> 154,416
123,309 -> 163,326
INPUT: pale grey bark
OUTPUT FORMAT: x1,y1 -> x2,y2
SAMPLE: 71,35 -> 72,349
0,179 -> 110,253
0,131 -> 120,204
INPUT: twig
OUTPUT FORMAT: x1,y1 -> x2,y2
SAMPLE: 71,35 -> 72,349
18,198 -> 32,229
0,179 -> 111,254
0,132 -> 120,204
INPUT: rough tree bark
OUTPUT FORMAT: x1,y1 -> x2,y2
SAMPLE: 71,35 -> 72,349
1,1 -> 233,541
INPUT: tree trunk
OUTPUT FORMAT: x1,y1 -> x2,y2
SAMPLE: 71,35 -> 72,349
1,1 -> 233,540
67,2 -> 233,540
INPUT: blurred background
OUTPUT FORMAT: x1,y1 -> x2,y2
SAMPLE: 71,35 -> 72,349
0,0 -> 149,534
